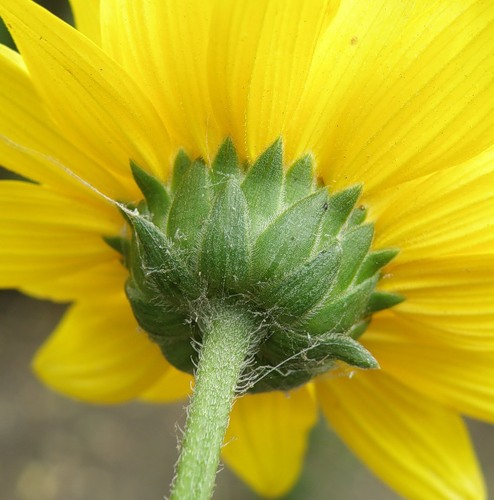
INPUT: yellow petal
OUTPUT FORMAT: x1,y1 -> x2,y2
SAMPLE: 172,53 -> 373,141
0,44 -> 134,201
364,314 -> 494,422
297,1 -> 494,193
222,386 -> 317,498
21,260 -> 127,302
381,254 -> 494,330
317,372 -> 485,500
69,0 -> 101,45
139,367 -> 192,403
33,294 -> 167,403
207,0 -> 339,163
368,147 -> 494,261
0,0 -> 170,181
0,181 -> 121,294
100,0 -> 220,161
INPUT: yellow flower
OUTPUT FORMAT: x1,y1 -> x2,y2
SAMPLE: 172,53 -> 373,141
1,1 -> 494,498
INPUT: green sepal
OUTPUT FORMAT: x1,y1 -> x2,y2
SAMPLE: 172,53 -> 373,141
347,319 -> 371,340
249,355 -> 316,393
171,150 -> 192,193
241,139 -> 284,237
332,224 -> 374,293
126,282 -> 189,337
355,248 -> 399,284
158,336 -> 198,374
256,246 -> 341,320
252,189 -> 328,281
126,283 -> 197,372
283,155 -> 314,206
251,330 -> 330,391
262,328 -> 378,370
137,200 -> 150,217
251,327 -> 377,392
130,160 -> 171,228
366,291 -> 405,314
347,204 -> 367,227
252,374 -> 314,393
262,329 -> 378,370
167,160 -> 211,252
316,333 -> 378,369
199,178 -> 250,291
125,211 -> 198,299
211,138 -> 241,191
125,235 -> 148,290
103,235 -> 129,257
301,277 -> 377,334
318,184 -> 362,249
117,140 -> 403,394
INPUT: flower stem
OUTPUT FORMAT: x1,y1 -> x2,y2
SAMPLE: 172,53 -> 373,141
169,303 -> 255,500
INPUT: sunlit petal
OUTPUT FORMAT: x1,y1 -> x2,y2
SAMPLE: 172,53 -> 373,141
100,0 -> 220,162
369,147 -> 494,261
68,0 -> 101,45
207,0 -> 339,163
222,386 -> 317,497
0,181 -> 122,298
0,0 -> 171,181
33,294 -> 167,403
317,372 -> 485,500
0,44 -> 134,200
365,314 -> 494,422
297,1 -> 494,193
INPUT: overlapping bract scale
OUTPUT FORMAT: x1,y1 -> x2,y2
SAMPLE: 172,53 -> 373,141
120,140 -> 401,392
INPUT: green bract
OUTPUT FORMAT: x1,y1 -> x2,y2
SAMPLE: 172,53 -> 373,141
117,139 -> 402,393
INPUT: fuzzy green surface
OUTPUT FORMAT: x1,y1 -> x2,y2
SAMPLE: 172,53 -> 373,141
118,139 -> 402,392
170,303 -> 255,500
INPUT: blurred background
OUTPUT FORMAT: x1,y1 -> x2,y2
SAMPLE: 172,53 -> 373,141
1,2 -> 494,499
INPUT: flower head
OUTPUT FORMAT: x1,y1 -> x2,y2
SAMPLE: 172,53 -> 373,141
1,1 -> 494,498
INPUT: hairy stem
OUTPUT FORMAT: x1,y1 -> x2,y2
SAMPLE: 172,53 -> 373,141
169,304 -> 255,500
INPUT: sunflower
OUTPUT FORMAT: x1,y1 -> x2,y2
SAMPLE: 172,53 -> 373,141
1,1 -> 494,499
